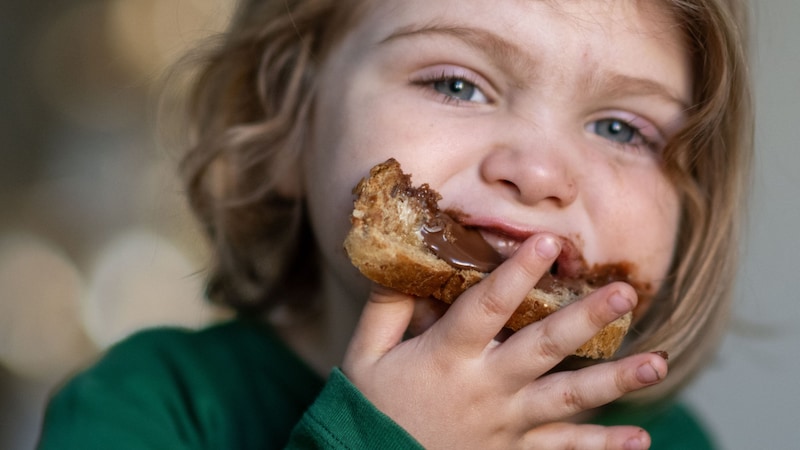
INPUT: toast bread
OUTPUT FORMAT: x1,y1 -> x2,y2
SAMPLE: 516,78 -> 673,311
344,159 -> 631,359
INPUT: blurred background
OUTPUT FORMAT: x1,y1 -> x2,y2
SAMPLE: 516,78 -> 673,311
1,1 -> 798,449
0,1 -> 235,448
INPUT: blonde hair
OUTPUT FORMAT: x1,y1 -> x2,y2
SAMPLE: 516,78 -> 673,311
625,0 -> 753,400
171,0 -> 753,403
173,0 -> 364,312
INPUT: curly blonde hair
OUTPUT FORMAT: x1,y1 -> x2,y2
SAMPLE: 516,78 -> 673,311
170,0 -> 753,402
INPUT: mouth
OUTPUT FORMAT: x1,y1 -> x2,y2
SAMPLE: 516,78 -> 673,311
427,208 -> 587,278
478,228 -> 586,279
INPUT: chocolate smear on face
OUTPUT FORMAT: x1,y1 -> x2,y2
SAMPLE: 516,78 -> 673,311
420,210 -> 648,298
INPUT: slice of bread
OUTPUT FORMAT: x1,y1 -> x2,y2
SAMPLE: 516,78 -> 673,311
344,158 -> 630,359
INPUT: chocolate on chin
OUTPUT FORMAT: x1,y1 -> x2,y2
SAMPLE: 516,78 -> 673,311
343,158 -> 633,359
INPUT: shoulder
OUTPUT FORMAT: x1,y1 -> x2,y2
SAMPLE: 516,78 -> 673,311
64,321 -> 273,391
62,318 -> 325,409
40,320 -> 324,449
99,319 -> 272,361
80,319 -> 319,385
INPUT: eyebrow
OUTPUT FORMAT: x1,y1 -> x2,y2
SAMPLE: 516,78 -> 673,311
584,70 -> 691,111
380,24 -> 690,110
380,23 -> 537,87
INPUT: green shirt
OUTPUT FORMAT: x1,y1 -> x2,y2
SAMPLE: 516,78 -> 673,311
38,320 -> 715,449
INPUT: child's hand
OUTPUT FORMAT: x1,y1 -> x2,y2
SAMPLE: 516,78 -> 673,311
342,234 -> 666,450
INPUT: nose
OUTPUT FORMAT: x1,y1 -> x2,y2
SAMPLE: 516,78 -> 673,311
479,135 -> 579,207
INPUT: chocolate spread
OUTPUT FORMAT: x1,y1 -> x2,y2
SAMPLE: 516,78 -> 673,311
420,212 -> 504,272
420,211 -> 638,293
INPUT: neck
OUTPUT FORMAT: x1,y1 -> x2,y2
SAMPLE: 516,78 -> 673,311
269,268 -> 366,377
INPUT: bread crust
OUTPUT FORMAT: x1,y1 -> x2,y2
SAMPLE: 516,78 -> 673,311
344,159 -> 630,359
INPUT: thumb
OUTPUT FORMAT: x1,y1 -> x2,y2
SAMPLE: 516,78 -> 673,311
343,284 -> 415,369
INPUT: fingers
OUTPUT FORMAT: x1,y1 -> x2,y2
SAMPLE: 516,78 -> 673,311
524,422 -> 651,450
496,281 -> 637,379
342,285 -> 416,372
516,352 -> 669,424
407,297 -> 448,337
431,234 -> 561,356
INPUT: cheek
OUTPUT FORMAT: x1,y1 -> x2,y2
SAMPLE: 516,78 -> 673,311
623,180 -> 679,318
303,157 -> 354,275
302,77 -> 403,281
632,180 -> 680,285
594,171 -> 680,290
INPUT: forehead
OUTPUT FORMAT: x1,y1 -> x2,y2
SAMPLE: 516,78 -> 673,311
335,0 -> 690,101
354,0 -> 683,54
353,0 -> 679,27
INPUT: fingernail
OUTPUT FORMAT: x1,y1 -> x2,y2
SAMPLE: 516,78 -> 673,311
624,432 -> 650,450
609,292 -> 633,315
651,350 -> 669,361
636,362 -> 662,384
535,235 -> 560,259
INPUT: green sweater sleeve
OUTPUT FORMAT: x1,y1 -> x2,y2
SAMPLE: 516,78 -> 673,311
287,368 -> 423,449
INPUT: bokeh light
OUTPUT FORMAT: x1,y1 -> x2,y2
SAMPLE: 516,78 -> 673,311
0,233 -> 94,382
1,1 -> 235,448
82,229 -> 230,349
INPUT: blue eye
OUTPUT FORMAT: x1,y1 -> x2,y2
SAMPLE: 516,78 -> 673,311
413,67 -> 490,104
434,79 -> 476,100
593,119 -> 638,144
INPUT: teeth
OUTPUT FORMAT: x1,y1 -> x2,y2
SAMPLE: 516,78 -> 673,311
480,231 -> 522,259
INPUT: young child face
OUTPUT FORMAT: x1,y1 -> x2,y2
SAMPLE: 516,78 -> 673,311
303,0 -> 690,302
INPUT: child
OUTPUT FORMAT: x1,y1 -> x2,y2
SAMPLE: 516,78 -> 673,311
39,0 -> 753,448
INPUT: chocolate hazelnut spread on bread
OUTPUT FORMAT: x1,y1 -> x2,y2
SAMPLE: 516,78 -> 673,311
344,158 -> 632,359
421,213 -> 504,273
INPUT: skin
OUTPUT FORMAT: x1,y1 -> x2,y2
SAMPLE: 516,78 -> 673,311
297,1 -> 690,448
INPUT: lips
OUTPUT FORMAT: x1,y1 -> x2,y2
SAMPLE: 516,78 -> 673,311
434,206 -> 588,278
478,228 -> 586,279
